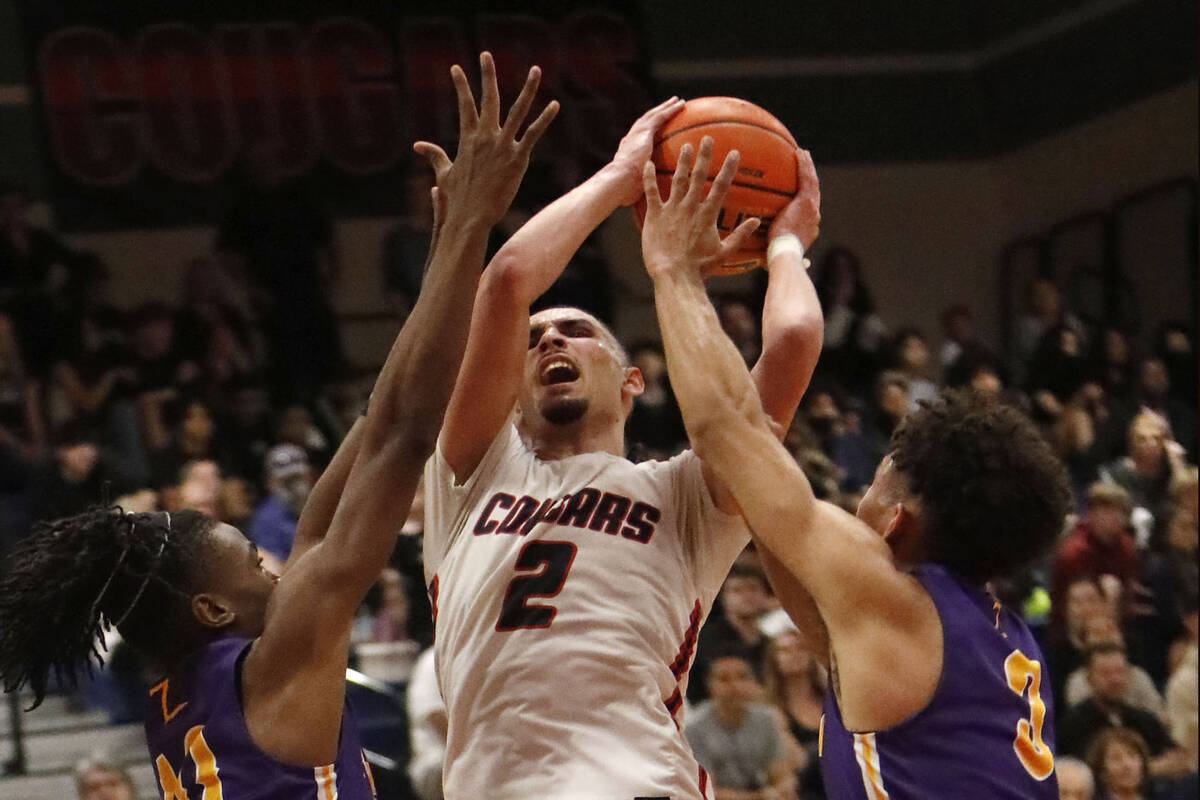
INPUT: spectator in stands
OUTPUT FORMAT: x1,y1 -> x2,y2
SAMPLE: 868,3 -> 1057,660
176,240 -> 266,380
1052,482 -> 1138,617
1059,643 -> 1184,777
381,165 -> 437,317
1154,322 -> 1196,410
1027,324 -> 1092,424
1086,728 -> 1153,800
939,302 -> 997,387
1101,411 -> 1189,547
218,379 -> 273,486
1164,615 -> 1198,773
0,314 -> 44,463
685,651 -> 793,800
797,388 -> 874,495
27,424 -> 109,525
762,628 -> 826,799
0,183 -> 88,379
1132,502 -> 1196,688
144,398 -> 229,492
1063,611 -> 1165,718
168,459 -> 222,520
1053,381 -> 1109,501
1095,326 -> 1136,403
689,561 -> 772,704
814,246 -> 887,396
1057,755 -> 1096,800
247,444 -> 313,571
219,142 -> 344,402
862,370 -> 910,467
717,297 -> 762,367
406,646 -> 446,800
73,755 -> 135,800
351,567 -> 421,686
47,305 -> 129,429
887,328 -> 938,410
625,341 -> 686,460
1014,277 -> 1087,382
218,476 -> 255,529
1102,358 -> 1196,465
126,303 -> 197,395
1047,576 -> 1113,704
274,403 -> 332,470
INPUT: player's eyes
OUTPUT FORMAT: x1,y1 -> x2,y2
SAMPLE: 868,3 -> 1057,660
528,328 -> 542,349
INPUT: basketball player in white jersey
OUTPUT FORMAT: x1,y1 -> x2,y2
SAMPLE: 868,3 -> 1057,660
423,100 -> 822,798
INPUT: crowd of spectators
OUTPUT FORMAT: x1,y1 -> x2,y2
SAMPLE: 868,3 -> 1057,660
1,172 -> 1196,800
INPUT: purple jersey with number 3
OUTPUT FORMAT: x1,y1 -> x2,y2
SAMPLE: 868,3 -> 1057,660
144,637 -> 376,800
820,564 -> 1059,800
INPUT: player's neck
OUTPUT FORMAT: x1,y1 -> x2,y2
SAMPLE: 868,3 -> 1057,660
525,418 -> 626,461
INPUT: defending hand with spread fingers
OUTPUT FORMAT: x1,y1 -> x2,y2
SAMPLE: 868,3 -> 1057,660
639,136 -> 762,280
412,51 -> 559,226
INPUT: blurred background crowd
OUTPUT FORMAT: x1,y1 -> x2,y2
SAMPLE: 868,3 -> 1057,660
0,1 -> 1195,798
0,168 -> 1195,799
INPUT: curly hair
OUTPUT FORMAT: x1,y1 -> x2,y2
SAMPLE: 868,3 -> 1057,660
0,507 -> 215,708
890,389 -> 1070,585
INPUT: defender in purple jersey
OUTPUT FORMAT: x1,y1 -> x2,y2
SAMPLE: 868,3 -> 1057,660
641,139 -> 1072,799
0,52 -> 557,799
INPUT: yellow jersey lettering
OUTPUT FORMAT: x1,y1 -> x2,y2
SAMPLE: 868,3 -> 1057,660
1004,650 -> 1054,780
149,679 -> 188,723
153,725 -> 225,800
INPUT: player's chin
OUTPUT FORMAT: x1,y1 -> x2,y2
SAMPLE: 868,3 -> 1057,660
540,396 -> 588,426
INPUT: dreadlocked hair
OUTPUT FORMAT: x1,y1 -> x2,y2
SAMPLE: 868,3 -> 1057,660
890,389 -> 1071,585
0,506 -> 216,708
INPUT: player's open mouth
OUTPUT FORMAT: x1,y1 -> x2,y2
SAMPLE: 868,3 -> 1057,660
539,358 -> 580,386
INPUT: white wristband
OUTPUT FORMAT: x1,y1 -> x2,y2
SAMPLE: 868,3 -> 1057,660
766,234 -> 805,268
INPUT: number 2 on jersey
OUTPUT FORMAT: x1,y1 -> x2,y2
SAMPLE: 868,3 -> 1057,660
1004,650 -> 1054,780
496,540 -> 577,631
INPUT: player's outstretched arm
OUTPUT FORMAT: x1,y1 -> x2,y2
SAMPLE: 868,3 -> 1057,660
241,52 -> 556,767
439,97 -> 684,480
750,149 -> 822,431
641,140 -> 936,728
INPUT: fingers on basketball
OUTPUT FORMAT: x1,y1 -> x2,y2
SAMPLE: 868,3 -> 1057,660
644,96 -> 802,272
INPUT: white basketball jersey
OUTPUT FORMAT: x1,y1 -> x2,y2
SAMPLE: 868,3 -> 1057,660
424,423 -> 749,799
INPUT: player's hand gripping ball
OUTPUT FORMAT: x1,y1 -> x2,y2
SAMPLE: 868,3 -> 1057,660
636,96 -> 801,274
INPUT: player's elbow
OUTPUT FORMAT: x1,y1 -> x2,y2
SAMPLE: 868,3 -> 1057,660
772,309 -> 823,358
483,251 -> 535,304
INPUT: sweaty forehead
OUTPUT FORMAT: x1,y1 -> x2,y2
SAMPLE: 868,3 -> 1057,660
530,307 -> 601,329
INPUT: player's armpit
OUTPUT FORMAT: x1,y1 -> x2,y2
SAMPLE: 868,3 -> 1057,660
757,547 -> 829,666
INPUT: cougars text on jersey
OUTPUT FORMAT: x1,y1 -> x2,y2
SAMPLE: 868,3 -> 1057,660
472,488 -> 662,543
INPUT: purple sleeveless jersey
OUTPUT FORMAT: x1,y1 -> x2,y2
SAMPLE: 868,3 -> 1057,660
144,637 -> 376,800
820,564 -> 1058,800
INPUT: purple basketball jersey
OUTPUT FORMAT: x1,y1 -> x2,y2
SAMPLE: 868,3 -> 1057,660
820,564 -> 1059,800
144,637 -> 376,799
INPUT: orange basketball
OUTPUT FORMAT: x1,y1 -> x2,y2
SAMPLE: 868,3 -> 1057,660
637,96 -> 799,274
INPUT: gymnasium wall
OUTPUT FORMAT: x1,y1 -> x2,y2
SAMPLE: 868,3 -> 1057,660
43,80 -> 1200,368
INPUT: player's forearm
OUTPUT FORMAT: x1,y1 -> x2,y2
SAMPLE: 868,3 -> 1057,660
752,255 -> 822,429
652,266 -> 821,531
485,164 -> 628,301
653,268 -> 776,457
285,417 -> 367,569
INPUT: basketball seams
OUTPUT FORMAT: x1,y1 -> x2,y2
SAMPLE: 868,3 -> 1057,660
656,118 -> 798,149
651,170 -> 794,198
